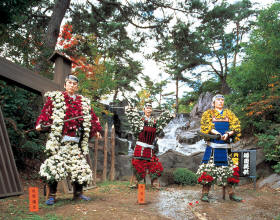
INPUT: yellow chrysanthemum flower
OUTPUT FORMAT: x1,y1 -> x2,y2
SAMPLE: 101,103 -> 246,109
200,109 -> 241,142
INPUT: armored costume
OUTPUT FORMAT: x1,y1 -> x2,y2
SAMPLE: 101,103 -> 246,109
197,94 -> 242,202
126,106 -> 173,181
200,108 -> 241,166
36,76 -> 102,205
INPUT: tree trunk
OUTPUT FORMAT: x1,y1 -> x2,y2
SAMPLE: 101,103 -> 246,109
233,21 -> 240,68
102,123 -> 108,181
220,76 -> 231,94
34,0 -> 71,74
109,125 -> 115,181
159,91 -> 162,109
93,138 -> 99,186
113,88 -> 119,101
175,76 -> 179,114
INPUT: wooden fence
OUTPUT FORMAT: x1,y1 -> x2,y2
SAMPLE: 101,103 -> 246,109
0,107 -> 23,198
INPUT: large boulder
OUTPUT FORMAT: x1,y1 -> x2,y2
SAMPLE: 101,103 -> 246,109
189,92 -> 214,130
258,173 -> 280,190
159,150 -> 204,186
115,137 -> 130,155
176,129 -> 202,145
190,92 -> 213,118
115,155 -> 133,180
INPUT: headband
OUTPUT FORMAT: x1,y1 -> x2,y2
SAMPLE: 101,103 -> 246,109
65,75 -> 79,83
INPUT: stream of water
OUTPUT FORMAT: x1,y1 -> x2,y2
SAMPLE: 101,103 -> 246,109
158,114 -> 205,156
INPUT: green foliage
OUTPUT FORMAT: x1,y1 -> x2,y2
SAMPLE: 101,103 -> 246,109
227,3 -> 280,134
0,0 -> 41,25
227,3 -> 280,174
257,125 -> 280,173
173,168 -> 197,186
0,79 -> 46,169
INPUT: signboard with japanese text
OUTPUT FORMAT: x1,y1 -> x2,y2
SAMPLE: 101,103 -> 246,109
230,150 -> 256,177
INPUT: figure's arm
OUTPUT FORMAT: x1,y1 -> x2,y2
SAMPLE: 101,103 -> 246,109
156,110 -> 174,135
89,108 -> 102,139
227,110 -> 241,142
35,97 -> 53,131
200,110 -> 215,134
125,106 -> 143,137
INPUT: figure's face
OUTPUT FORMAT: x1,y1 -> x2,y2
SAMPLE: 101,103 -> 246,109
214,98 -> 224,110
144,106 -> 153,117
64,79 -> 78,95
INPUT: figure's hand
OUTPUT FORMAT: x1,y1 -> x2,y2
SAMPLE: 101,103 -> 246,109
221,133 -> 229,141
95,132 -> 102,140
221,131 -> 234,141
36,124 -> 42,131
210,129 -> 221,136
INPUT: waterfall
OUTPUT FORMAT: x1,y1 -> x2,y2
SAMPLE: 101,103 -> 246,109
157,114 -> 206,155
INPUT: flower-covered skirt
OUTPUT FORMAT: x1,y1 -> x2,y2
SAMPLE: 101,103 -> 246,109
196,156 -> 240,186
132,156 -> 163,181
39,142 -> 93,185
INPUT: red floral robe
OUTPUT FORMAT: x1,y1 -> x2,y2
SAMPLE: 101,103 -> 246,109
36,91 -> 102,138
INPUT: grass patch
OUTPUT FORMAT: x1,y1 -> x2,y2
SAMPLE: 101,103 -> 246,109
97,181 -> 130,193
96,180 -> 130,187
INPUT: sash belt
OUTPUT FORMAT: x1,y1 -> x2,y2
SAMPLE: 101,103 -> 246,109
61,135 -> 80,143
136,141 -> 154,157
207,142 -> 231,149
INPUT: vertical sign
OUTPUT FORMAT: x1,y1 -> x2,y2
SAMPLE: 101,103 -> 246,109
231,150 -> 256,177
242,152 -> 250,176
29,187 -> 39,212
231,152 -> 240,166
138,184 -> 145,204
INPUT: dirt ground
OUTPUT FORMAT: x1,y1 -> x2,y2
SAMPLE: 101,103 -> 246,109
1,177 -> 280,220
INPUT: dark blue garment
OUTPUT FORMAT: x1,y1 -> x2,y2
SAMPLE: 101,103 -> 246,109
201,112 -> 230,166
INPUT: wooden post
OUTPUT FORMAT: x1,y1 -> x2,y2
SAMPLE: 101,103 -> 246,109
109,125 -> 115,181
222,186 -> 226,200
49,52 -> 72,90
102,123 -> 108,181
137,184 -> 145,204
93,139 -> 98,186
29,187 -> 39,212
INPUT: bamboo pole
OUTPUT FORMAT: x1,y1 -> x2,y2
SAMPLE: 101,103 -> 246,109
102,122 -> 108,181
93,138 -> 98,186
109,125 -> 115,181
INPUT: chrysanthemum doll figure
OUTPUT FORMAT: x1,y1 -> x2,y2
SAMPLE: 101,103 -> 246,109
197,94 -> 242,202
36,75 -> 102,205
125,102 -> 174,188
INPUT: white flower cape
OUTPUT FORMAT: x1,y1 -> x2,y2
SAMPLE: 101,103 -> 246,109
39,91 -> 93,184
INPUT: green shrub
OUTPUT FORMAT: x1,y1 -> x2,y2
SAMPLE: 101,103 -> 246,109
258,124 -> 280,173
173,168 -> 197,185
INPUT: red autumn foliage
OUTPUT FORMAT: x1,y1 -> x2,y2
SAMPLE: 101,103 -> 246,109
246,75 -> 280,118
57,23 -> 105,79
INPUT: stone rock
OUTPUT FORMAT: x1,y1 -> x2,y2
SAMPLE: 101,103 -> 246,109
107,100 -> 128,138
158,150 -> 203,186
115,137 -> 130,155
159,150 -> 203,174
115,155 -> 133,180
258,173 -> 280,190
190,92 -> 214,119
186,92 -> 214,130
159,168 -> 176,187
176,129 -> 202,145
